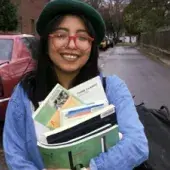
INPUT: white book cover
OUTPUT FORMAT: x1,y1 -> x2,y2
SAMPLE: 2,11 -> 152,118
69,76 -> 108,105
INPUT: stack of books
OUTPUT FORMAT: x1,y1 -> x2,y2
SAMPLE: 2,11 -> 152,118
33,76 -> 119,169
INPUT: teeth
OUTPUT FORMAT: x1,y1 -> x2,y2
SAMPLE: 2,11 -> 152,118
63,55 -> 77,59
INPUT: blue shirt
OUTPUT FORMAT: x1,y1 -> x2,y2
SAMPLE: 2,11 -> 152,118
3,75 -> 149,170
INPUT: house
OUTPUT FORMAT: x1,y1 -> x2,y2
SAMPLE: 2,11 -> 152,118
11,0 -> 49,35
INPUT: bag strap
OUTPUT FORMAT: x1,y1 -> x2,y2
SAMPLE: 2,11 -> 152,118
102,76 -> 106,92
32,100 -> 39,111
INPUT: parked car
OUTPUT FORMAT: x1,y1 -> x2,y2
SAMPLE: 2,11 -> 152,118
99,37 -> 107,50
0,34 -> 37,121
105,36 -> 111,48
108,36 -> 114,48
99,36 -> 115,51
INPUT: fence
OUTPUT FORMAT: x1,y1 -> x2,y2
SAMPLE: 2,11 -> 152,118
140,28 -> 170,58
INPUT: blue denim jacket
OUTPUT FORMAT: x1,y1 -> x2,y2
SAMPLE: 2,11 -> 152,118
3,75 -> 149,170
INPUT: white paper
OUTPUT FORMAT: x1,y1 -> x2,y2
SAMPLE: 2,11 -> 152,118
69,76 -> 108,105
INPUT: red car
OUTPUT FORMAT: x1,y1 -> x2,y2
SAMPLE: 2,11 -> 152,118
0,34 -> 37,121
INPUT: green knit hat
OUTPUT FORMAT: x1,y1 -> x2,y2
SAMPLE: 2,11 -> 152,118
36,0 -> 106,44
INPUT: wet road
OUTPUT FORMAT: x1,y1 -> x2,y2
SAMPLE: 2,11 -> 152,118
99,46 -> 170,109
0,45 -> 170,169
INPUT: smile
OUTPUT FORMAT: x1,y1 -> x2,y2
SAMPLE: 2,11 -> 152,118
61,53 -> 79,61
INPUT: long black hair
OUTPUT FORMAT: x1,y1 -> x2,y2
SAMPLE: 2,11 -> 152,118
21,13 -> 100,108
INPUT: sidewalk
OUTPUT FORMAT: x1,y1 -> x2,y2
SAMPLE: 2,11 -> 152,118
136,47 -> 170,67
158,57 -> 170,66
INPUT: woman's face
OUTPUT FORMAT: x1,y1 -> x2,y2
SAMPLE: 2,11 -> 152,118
48,15 -> 93,74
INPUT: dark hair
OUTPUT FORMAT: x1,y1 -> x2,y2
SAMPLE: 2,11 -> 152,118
21,14 -> 100,108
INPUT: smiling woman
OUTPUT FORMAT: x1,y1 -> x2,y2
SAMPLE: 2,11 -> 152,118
3,0 -> 149,170
48,15 -> 94,78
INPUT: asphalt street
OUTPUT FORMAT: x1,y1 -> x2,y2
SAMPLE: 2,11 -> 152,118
0,45 -> 170,169
99,46 -> 170,109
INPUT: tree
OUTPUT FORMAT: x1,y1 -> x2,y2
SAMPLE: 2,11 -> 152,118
108,0 -> 125,38
164,1 -> 170,26
98,0 -> 126,39
83,0 -> 105,9
83,0 -> 127,39
0,0 -> 18,32
123,0 -> 170,36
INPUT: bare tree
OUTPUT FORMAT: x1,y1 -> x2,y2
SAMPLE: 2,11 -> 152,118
82,0 -> 127,40
105,0 -> 128,38
83,0 -> 105,9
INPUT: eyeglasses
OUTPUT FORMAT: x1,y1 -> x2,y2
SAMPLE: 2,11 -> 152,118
49,32 -> 94,51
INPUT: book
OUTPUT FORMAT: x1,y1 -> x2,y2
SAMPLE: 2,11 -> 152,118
33,76 -> 109,141
59,101 -> 106,126
42,104 -> 116,144
38,104 -> 116,144
43,104 -> 115,142
69,76 -> 108,105
33,76 -> 119,169
38,124 -> 119,169
33,84 -> 84,130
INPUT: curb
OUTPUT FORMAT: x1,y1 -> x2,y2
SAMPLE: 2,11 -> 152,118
136,47 -> 170,67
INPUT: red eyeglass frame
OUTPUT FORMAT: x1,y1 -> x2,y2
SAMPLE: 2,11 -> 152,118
49,33 -> 94,51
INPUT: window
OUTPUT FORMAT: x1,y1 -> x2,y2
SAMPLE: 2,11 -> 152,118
19,16 -> 22,33
31,19 -> 35,35
22,37 -> 39,59
0,39 -> 13,60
